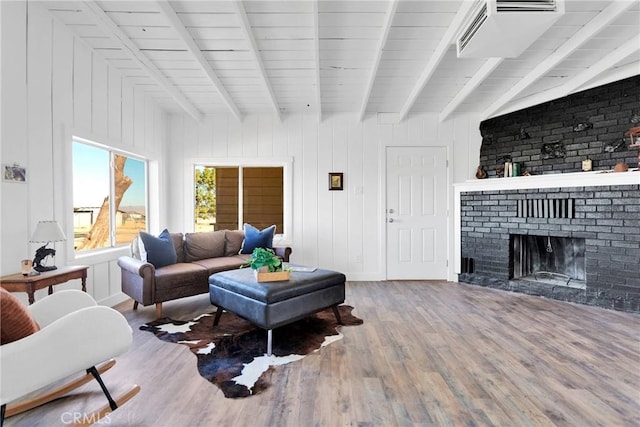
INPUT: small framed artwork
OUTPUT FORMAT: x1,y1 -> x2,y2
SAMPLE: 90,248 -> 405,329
328,172 -> 343,191
3,164 -> 27,183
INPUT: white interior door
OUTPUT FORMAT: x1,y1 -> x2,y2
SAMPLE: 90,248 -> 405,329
386,147 -> 448,279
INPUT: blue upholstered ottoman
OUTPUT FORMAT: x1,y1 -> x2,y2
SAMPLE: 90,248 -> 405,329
208,268 -> 345,355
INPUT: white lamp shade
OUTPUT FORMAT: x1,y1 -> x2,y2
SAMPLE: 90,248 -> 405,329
30,220 -> 67,243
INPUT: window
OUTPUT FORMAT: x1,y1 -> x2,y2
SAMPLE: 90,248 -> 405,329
72,138 -> 148,252
194,164 -> 287,236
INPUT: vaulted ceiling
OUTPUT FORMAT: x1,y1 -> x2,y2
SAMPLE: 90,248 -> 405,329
41,0 -> 640,122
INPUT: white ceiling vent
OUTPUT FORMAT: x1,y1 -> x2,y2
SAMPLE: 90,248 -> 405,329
457,0 -> 564,58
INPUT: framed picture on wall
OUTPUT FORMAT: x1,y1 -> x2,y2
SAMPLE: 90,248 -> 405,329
3,164 -> 27,183
328,172 -> 343,191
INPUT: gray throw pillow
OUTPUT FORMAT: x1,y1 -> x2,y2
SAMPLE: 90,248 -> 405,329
224,230 -> 245,256
184,231 -> 226,262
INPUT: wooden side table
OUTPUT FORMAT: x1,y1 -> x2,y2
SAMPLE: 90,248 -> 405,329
0,265 -> 89,304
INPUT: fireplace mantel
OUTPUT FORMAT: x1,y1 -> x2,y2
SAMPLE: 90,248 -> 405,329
455,170 -> 639,193
452,170 -> 639,280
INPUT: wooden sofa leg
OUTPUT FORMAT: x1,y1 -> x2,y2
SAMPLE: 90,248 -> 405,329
133,301 -> 138,310
155,303 -> 163,319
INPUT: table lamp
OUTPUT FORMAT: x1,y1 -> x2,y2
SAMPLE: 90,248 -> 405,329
30,220 -> 67,272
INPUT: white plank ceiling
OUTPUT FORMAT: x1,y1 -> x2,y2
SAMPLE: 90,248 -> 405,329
40,0 -> 640,122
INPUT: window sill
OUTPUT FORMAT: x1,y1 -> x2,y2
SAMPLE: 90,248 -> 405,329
72,246 -> 130,266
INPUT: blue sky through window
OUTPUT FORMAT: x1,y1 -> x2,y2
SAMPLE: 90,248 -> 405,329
73,142 -> 146,209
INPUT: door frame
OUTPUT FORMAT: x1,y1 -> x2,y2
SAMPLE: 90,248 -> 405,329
381,145 -> 452,281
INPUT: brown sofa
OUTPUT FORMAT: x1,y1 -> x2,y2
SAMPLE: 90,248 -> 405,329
117,230 -> 292,318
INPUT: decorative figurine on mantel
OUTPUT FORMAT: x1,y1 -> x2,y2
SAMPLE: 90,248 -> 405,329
625,127 -> 640,170
475,165 -> 487,179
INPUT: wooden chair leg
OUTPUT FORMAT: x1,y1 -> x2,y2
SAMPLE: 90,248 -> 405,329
155,303 -> 162,319
133,301 -> 139,310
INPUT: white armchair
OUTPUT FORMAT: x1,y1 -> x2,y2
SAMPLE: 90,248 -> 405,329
0,290 -> 139,425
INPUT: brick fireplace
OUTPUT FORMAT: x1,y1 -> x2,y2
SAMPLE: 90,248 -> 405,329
454,76 -> 639,313
454,173 -> 639,313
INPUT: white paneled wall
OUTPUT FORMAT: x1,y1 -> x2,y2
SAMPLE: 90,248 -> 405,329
168,112 -> 481,281
0,2 -> 167,304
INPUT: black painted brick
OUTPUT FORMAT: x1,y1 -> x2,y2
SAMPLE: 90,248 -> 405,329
478,76 -> 639,174
460,184 -> 640,313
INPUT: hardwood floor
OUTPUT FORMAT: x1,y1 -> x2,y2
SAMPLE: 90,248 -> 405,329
6,281 -> 640,426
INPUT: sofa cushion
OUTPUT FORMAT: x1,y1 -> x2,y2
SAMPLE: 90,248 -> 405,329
240,224 -> 276,254
224,230 -> 245,256
170,232 -> 185,263
1,288 -> 40,345
192,254 -> 250,275
184,231 -> 226,262
139,229 -> 178,268
154,263 -> 209,292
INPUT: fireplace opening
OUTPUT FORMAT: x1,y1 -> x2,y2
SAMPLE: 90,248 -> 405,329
510,234 -> 586,289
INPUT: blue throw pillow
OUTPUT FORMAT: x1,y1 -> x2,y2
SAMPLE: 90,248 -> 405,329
240,224 -> 276,254
139,229 -> 177,268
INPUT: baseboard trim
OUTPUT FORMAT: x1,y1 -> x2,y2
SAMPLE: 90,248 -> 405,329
345,273 -> 384,281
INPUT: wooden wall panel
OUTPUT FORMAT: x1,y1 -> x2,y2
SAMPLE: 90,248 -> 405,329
1,1 -> 30,261
299,115 -> 319,265
121,79 -> 134,146
347,120 -> 364,274
73,40 -> 92,132
92,54 -> 109,138
27,4 -> 54,227
316,119 -> 334,269
331,116 -> 349,274
108,67 -> 123,142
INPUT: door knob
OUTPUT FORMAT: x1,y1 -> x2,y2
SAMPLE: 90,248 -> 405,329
388,218 -> 394,223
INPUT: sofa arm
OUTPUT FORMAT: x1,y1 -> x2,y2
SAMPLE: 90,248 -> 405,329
273,246 -> 292,262
117,256 -> 156,306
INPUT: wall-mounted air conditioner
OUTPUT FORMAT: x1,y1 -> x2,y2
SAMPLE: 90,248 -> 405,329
456,0 -> 565,58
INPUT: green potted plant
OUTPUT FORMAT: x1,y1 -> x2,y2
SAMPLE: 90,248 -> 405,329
243,248 -> 290,282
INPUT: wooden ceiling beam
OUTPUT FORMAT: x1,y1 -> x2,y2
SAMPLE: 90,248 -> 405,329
358,0 -> 398,122
233,0 -> 281,121
155,1 -> 243,122
482,0 -> 635,120
562,36 -> 640,96
398,0 -> 474,122
439,57 -> 503,122
82,0 -> 203,121
494,36 -> 640,118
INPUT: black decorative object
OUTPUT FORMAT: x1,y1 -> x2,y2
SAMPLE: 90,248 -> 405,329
29,220 -> 67,272
631,114 -> 640,124
604,139 -> 626,153
541,141 -> 566,159
573,122 -> 593,132
519,128 -> 530,140
33,245 -> 57,272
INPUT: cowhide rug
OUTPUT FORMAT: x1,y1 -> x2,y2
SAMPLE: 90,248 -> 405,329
140,305 -> 363,398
